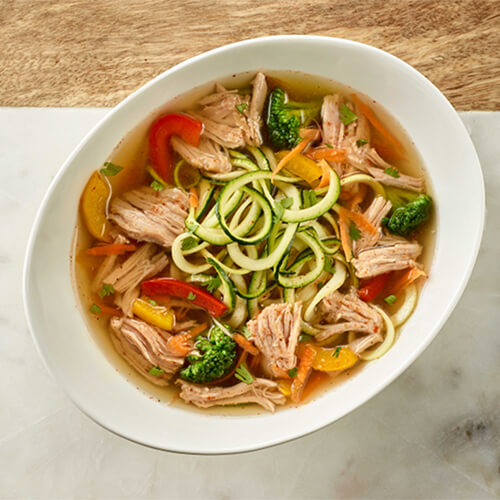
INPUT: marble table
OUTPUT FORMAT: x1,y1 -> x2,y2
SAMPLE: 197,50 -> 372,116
0,109 -> 498,499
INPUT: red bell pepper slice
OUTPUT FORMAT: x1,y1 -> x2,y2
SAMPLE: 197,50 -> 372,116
358,273 -> 391,302
141,278 -> 227,317
149,113 -> 203,184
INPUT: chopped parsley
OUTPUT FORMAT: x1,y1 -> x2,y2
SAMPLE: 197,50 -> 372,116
98,283 -> 115,298
273,196 -> 293,223
349,222 -> 361,241
317,281 -> 325,289
339,104 -> 358,125
324,257 -> 336,274
187,291 -> 197,301
384,167 -> 400,178
89,303 -> 101,314
202,276 -> 221,293
150,180 -> 165,191
181,236 -> 198,251
288,368 -> 298,378
241,325 -> 252,340
302,189 -> 318,208
325,143 -> 334,149
148,299 -> 158,306
149,366 -> 164,376
235,103 -> 248,114
332,346 -> 341,358
384,294 -> 397,305
356,139 -> 368,147
99,162 -> 123,176
235,364 -> 254,385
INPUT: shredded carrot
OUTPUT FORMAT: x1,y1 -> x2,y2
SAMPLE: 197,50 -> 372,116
348,184 -> 367,212
315,159 -> 331,190
86,243 -> 136,256
339,208 -> 353,261
389,267 -> 426,294
272,129 -> 319,182
232,333 -> 259,356
248,352 -> 261,373
291,344 -> 316,403
351,94 -> 404,156
96,304 -> 122,316
308,147 -> 347,163
187,322 -> 208,338
339,206 -> 378,236
167,322 -> 207,356
189,187 -> 199,208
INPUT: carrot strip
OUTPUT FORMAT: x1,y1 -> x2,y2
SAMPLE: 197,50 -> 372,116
291,344 -> 316,403
389,267 -> 426,294
189,187 -> 199,208
308,147 -> 347,162
348,184 -> 367,212
271,129 -> 319,182
315,159 -> 331,190
86,243 -> 136,256
338,206 -> 378,236
248,352 -> 261,373
351,94 -> 404,156
167,322 -> 207,356
96,304 -> 122,316
232,333 -> 259,356
187,322 -> 208,338
338,208 -> 353,261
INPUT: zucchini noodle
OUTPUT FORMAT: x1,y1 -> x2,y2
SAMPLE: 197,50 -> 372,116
358,306 -> 396,361
390,284 -> 418,327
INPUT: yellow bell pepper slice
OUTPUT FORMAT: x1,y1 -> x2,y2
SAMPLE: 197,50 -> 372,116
81,171 -> 112,242
132,298 -> 175,331
278,379 -> 292,396
275,151 -> 322,186
308,344 -> 358,372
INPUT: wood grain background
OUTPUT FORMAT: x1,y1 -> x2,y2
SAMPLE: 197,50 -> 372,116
1,0 -> 499,109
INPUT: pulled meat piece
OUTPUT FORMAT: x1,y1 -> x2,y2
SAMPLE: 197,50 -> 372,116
354,196 -> 392,255
177,378 -> 286,412
98,243 -> 168,315
247,72 -> 268,145
352,238 -> 422,279
171,136 -> 231,173
349,332 -> 383,356
321,95 -> 345,148
246,302 -> 302,377
316,288 -> 383,342
110,186 -> 188,248
110,317 -> 185,386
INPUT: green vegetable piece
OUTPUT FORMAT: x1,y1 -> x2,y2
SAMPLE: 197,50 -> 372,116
324,257 -> 336,274
235,364 -> 254,385
383,188 -> 432,236
150,180 -> 165,191
349,222 -> 361,241
149,366 -> 164,376
98,283 -> 115,298
288,368 -> 298,378
384,294 -> 397,305
235,103 -> 248,114
202,275 -> 221,293
100,162 -> 123,176
148,299 -> 158,306
187,291 -> 197,301
266,88 -> 321,149
384,167 -> 400,178
299,333 -> 313,343
89,303 -> 101,314
179,326 -> 237,384
273,196 -> 293,223
339,104 -> 358,125
356,139 -> 368,147
241,325 -> 252,340
332,346 -> 341,358
181,236 -> 198,251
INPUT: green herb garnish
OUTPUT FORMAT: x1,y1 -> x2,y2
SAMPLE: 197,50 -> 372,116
339,104 -> 358,125
235,103 -> 248,114
149,366 -> 164,376
356,139 -> 368,147
332,346 -> 341,358
349,222 -> 361,241
324,257 -> 336,274
148,299 -> 158,306
302,189 -> 318,208
89,303 -> 101,314
235,364 -> 254,385
288,368 -> 298,378
317,281 -> 325,289
273,197 -> 293,223
384,167 -> 400,178
325,143 -> 334,149
241,325 -> 252,340
384,294 -> 397,305
150,180 -> 165,191
202,276 -> 221,293
187,291 -> 197,301
100,162 -> 123,176
98,283 -> 115,298
181,236 -> 198,251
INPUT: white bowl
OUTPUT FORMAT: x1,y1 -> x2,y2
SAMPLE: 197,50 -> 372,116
23,36 -> 484,454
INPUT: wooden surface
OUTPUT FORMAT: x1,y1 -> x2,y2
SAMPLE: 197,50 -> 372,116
1,0 -> 499,109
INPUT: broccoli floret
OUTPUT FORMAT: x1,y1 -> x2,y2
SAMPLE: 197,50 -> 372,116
179,326 -> 236,384
383,187 -> 432,236
266,88 -> 321,149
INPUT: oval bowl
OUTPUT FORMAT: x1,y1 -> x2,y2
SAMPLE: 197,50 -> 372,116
23,35 -> 484,454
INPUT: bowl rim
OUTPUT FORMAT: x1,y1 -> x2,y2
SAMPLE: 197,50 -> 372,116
23,35 -> 485,454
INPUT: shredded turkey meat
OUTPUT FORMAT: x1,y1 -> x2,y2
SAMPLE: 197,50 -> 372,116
349,332 -> 383,356
110,317 -> 185,386
246,302 -> 302,377
315,287 -> 383,342
352,237 -> 422,279
354,196 -> 392,255
177,378 -> 286,412
171,136 -> 231,173
109,186 -> 188,248
246,72 -> 268,145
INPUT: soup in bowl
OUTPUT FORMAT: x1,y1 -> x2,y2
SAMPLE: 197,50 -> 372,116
24,36 -> 484,453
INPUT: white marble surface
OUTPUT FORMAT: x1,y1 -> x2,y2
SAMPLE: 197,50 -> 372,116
0,109 -> 499,499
